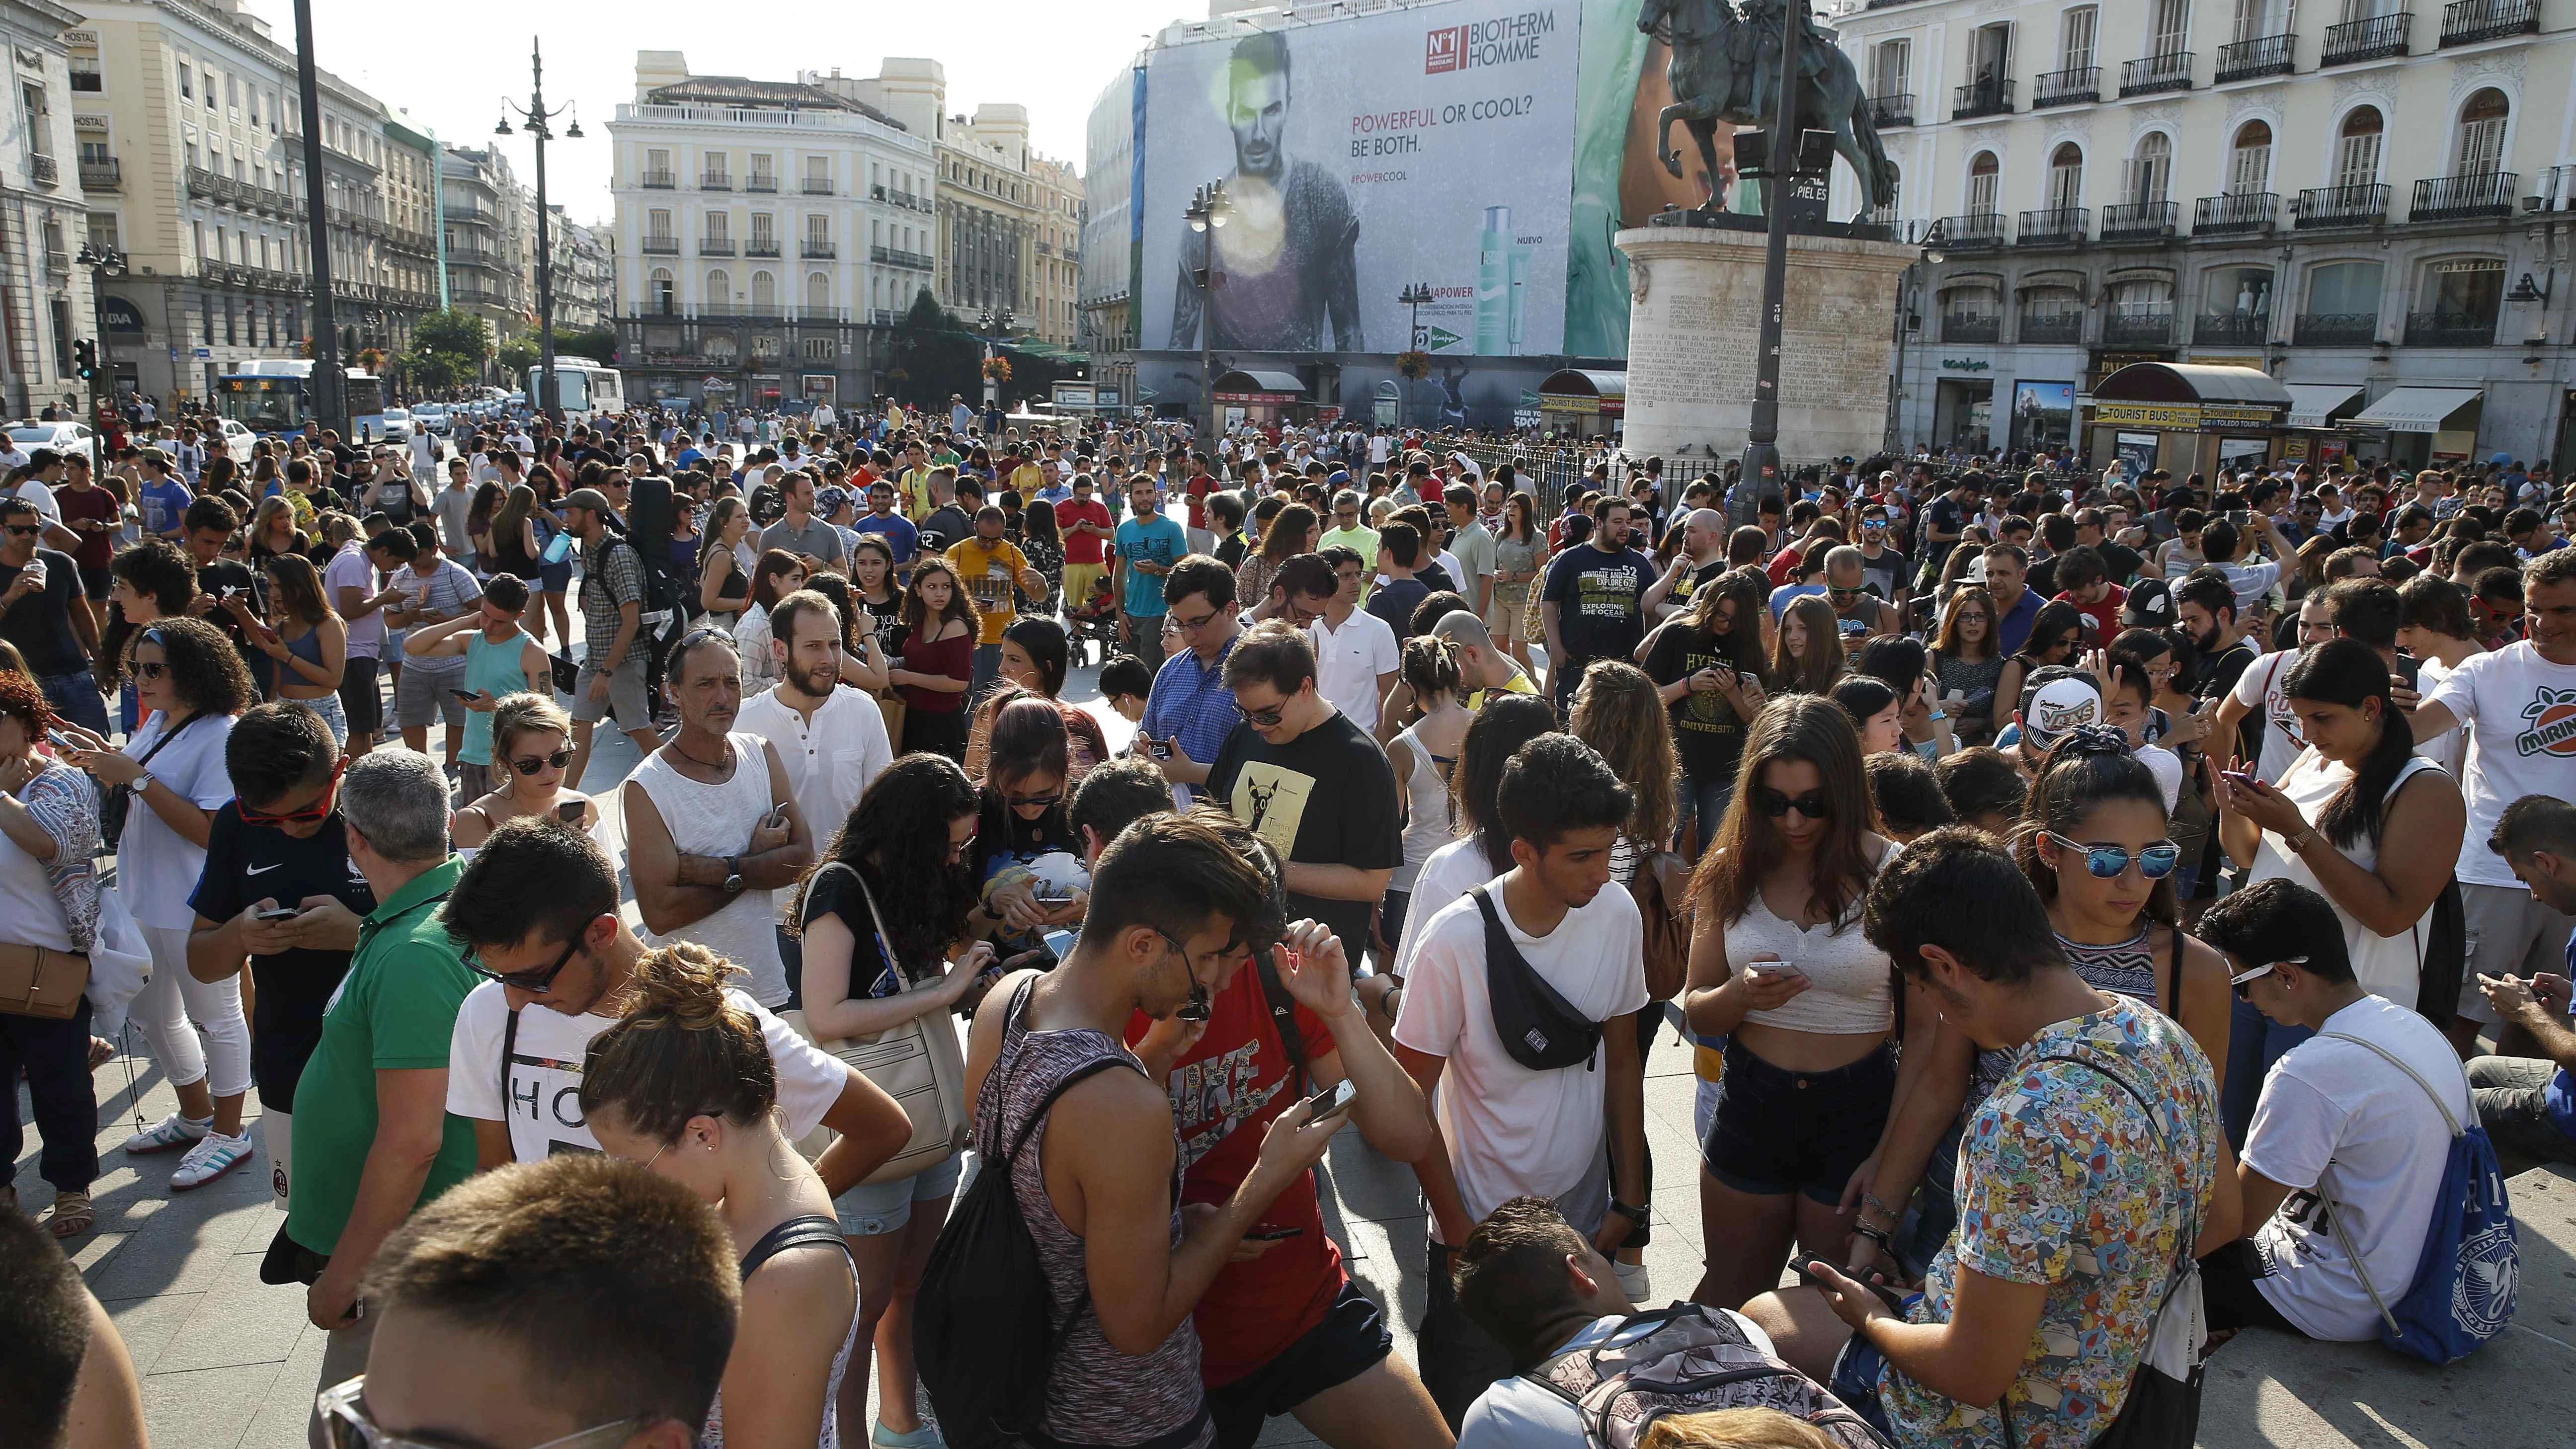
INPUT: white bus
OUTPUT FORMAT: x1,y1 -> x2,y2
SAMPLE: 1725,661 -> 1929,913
526,357 -> 625,422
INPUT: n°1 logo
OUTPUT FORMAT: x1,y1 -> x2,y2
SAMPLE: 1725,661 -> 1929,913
1425,25 -> 1464,74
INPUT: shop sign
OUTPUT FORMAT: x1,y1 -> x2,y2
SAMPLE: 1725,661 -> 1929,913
1215,390 -> 1298,404
2091,401 -> 2282,428
1939,358 -> 1990,372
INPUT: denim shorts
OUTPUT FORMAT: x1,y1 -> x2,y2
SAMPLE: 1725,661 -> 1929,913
834,1150 -> 965,1236
1702,1038 -> 1897,1205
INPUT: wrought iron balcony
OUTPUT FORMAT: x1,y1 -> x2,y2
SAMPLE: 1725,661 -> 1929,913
1870,92 -> 1915,128
701,172 -> 731,190
641,237 -> 680,255
2441,0 -> 2538,46
2405,310 -> 2497,345
2292,183 -> 2390,229
802,178 -> 835,195
745,175 -> 778,193
1952,79 -> 2013,120
1941,313 -> 2001,343
2100,201 -> 2179,242
639,169 -> 675,189
2411,170 -> 2517,222
2215,34 -> 2297,82
2017,207 -> 2089,246
2322,11 -> 2412,65
2019,313 -> 2085,345
2032,67 -> 2099,109
79,157 -> 120,190
744,241 -> 781,258
2102,309 -> 2175,345
699,239 -> 735,256
2194,192 -> 2278,236
871,245 -> 934,270
1937,212 -> 2008,249
2120,52 -> 2194,96
2195,312 -> 2271,346
801,241 -> 837,258
2293,311 -> 2379,345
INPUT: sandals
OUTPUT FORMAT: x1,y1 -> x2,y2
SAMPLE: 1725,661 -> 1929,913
87,1036 -> 114,1071
45,1190 -> 94,1239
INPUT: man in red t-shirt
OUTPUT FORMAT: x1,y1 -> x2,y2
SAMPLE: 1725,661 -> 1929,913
1056,472 -> 1116,622
2052,544 -> 2127,645
1102,802 -> 1444,1449
52,456 -> 119,601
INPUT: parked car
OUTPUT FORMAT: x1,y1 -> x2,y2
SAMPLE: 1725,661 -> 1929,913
215,418 -> 256,464
380,407 -> 414,441
5,421 -> 93,454
413,403 -> 452,435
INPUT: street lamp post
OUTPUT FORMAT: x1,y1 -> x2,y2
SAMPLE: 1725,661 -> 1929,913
1885,221 -> 1945,454
1397,281 -> 1435,429
289,0 -> 342,436
73,242 -> 126,481
1738,0 -> 1803,500
496,37 -> 582,423
979,306 -> 1015,415
1184,180 -> 1232,441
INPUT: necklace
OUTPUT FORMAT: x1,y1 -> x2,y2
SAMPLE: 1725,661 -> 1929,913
668,735 -> 731,771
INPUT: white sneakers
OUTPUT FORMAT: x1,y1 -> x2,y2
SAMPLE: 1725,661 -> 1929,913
169,1131 -> 256,1191
120,1112 -> 210,1155
1615,1258 -> 1654,1305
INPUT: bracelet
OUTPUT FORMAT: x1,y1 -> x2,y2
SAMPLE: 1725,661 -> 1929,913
1860,1192 -> 1898,1220
1610,1199 -> 1650,1224
1852,1223 -> 1896,1250
2285,825 -> 2319,853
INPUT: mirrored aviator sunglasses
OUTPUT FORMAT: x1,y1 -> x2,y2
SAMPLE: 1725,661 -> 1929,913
2049,833 -> 2180,880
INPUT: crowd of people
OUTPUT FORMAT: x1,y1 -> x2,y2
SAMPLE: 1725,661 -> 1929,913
1,398 -> 2570,1449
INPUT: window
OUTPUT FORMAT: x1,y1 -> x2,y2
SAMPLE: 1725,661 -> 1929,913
2336,107 -> 2384,188
1967,151 -> 2000,213
2235,0 -> 2293,39
706,268 -> 730,304
2061,7 -> 2097,70
704,212 -> 729,243
19,85 -> 45,155
2307,259 -> 2384,315
2425,257 -> 2505,325
651,268 -> 675,314
804,335 -> 833,361
2212,264 -> 2274,317
751,270 -> 775,310
179,63 -> 193,100
2048,143 -> 2085,209
2229,121 -> 2273,194
2457,89 -> 2509,176
1871,40 -> 1911,102
807,272 -> 831,311
647,208 -> 673,241
647,147 -> 670,177
2150,0 -> 2190,55
2129,133 -> 2174,204
752,212 -> 775,245
1970,23 -> 2012,82
806,215 -> 829,244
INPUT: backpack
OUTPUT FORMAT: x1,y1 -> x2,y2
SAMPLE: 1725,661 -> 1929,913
2319,1032 -> 2518,1364
912,1035 -> 1142,1449
1523,1303 -> 1888,1449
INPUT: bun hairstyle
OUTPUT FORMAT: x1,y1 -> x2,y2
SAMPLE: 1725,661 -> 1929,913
2014,725 -> 2177,926
1401,635 -> 1464,703
575,944 -> 778,1144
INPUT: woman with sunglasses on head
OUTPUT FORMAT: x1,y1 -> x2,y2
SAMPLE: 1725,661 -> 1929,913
963,692 -> 1094,957
58,617 -> 258,1192
698,496 -> 757,630
1929,584 -> 2004,744
403,574 -> 547,802
253,551 -> 350,740
1845,726 -> 2239,1281
887,559 -> 977,762
1991,599 -> 2085,747
1682,695 -> 1918,1310
450,692 -> 596,850
1770,594 -> 1847,698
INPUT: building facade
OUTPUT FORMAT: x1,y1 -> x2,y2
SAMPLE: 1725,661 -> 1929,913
610,52 -> 938,409
1077,61 -> 1139,411
1832,0 -> 2576,470
5,0 -> 93,420
552,208 -> 612,333
441,142 -> 533,351
73,0 -> 437,404
1027,152 -> 1085,346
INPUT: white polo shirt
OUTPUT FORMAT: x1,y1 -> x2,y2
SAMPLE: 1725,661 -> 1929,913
1311,608 -> 1400,735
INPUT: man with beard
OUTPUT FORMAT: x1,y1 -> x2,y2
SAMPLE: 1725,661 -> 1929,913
1539,495 -> 1653,713
1167,30 -> 1363,352
737,590 -> 892,967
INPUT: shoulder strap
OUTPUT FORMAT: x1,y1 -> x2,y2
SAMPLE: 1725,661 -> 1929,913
500,1004 -> 521,1105
132,712 -> 200,769
2318,1032 -> 2462,1136
1254,948 -> 1307,1082
2035,1052 -> 2202,1277
2167,924 -> 2184,1023
739,1213 -> 855,1279
1004,1053 -> 1144,1165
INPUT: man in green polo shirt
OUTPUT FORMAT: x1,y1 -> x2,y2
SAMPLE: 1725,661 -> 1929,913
287,748 -> 480,1436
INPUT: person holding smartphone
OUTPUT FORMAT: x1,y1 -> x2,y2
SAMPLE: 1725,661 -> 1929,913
449,694 -> 595,850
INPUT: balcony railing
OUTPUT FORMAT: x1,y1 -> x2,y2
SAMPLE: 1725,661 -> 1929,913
1870,92 -> 1915,127
2195,311 -> 2272,346
69,67 -> 100,92
26,154 -> 55,187
871,245 -> 934,270
2293,182 -> 2390,228
2323,11 -> 2412,65
2215,33 -> 2298,81
79,157 -> 120,190
2293,311 -> 2380,345
1937,212 -> 2007,248
2194,191 -> 2279,235
745,241 -> 781,258
448,246 -> 495,267
2032,67 -> 2099,108
2411,170 -> 2517,221
2121,52 -> 2194,95
2103,309 -> 2176,344
870,309 -> 903,326
1941,313 -> 2001,343
2019,313 -> 2085,345
699,239 -> 735,256
641,237 -> 680,255
2017,207 -> 2089,246
700,171 -> 731,190
802,178 -> 834,195
2100,200 -> 2180,242
745,174 -> 778,193
1952,79 -> 2013,120
2441,0 -> 2539,46
639,169 -> 676,189
2405,309 -> 2498,345
801,241 -> 837,258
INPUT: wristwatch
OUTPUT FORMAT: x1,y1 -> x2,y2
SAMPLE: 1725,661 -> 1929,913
1610,1199 -> 1649,1226
722,856 -> 744,894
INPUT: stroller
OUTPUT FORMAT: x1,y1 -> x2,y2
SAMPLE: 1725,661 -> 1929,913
1065,571 -> 1122,667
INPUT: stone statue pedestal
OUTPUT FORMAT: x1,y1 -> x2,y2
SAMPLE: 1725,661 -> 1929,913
1615,227 -> 1917,466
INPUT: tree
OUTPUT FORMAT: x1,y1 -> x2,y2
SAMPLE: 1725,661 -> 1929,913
496,335 -> 542,383
407,309 -> 491,395
554,324 -> 618,364
888,288 -> 981,409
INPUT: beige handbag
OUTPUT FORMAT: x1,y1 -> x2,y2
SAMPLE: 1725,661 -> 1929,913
787,862 -> 969,1186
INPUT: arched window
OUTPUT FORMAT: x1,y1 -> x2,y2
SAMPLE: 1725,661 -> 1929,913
2048,143 -> 2084,211
806,272 -> 831,313
2336,106 -> 2384,190
2229,121 -> 2272,195
2306,259 -> 2384,320
750,270 -> 776,312
705,269 -> 730,310
650,268 -> 675,315
2129,133 -> 2173,205
1967,151 -> 2000,215
2457,88 -> 2509,176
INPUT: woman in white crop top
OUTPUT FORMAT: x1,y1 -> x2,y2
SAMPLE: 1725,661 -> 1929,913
1680,697 -> 1931,1310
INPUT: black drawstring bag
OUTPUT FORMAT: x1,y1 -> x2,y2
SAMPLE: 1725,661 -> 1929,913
1473,885 -> 1602,1072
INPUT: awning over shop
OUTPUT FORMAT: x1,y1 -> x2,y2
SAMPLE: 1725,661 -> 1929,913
1213,370 -> 1307,404
2348,387 -> 2484,434
1538,368 -> 1627,416
2283,383 -> 2365,430
2089,363 -> 2292,430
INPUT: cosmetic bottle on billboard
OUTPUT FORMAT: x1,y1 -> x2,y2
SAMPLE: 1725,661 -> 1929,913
1476,205 -> 1511,356
1507,230 -> 1532,351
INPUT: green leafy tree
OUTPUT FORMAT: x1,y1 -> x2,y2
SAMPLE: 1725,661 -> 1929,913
407,309 -> 491,394
496,335 -> 542,382
890,288 -> 982,408
554,325 -> 618,364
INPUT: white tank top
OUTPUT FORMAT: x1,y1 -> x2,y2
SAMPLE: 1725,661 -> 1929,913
1723,841 -> 1899,1035
1392,724 -> 1457,893
627,732 -> 791,1007
2250,750 -> 2447,1006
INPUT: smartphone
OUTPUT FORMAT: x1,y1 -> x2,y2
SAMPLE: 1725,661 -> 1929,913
1034,885 -> 1077,906
1749,961 -> 1806,982
219,585 -> 241,599
1299,1078 -> 1357,1121
2221,769 -> 2258,791
765,804 -> 790,829
45,729 -> 80,752
254,906 -> 301,921
556,800 -> 587,824
451,688 -> 480,704
1148,739 -> 1174,761
1042,928 -> 1078,960
1245,1225 -> 1306,1241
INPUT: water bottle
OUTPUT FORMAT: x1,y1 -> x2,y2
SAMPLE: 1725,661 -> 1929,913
540,527 -> 574,566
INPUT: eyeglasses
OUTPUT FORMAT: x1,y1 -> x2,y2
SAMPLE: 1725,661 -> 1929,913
1006,791 -> 1062,811
134,659 -> 168,680
1752,787 -> 1829,819
1171,607 -> 1224,635
2,523 -> 38,538
511,747 -> 576,777
2230,958 -> 2304,998
1242,697 -> 1291,728
466,928 -> 586,994
1953,611 -> 1991,625
318,1377 -> 651,1449
1828,586 -> 1868,601
2047,833 -> 2180,880
240,761 -> 346,827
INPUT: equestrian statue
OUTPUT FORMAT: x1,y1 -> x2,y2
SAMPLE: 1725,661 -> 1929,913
1637,0 -> 1899,224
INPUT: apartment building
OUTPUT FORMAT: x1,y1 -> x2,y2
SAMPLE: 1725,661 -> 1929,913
4,0 -> 92,418
442,142 -> 534,348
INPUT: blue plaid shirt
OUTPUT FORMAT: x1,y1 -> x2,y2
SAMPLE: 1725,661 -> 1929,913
1142,634 -> 1242,808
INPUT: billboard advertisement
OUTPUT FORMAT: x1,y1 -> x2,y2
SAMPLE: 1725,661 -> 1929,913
1138,0 -> 1582,360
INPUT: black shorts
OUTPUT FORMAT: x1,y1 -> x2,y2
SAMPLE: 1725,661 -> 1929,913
1206,1282 -> 1393,1449
2199,1239 -> 2305,1338
338,653 -> 384,735
78,563 -> 110,602
1703,1038 -> 1896,1205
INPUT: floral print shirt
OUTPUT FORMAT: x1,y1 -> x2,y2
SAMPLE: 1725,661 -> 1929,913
1879,996 -> 2220,1449
18,759 -> 100,951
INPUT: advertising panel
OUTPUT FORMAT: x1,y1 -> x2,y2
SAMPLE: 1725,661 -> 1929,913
2011,380 -> 2075,453
1139,0 -> 1581,360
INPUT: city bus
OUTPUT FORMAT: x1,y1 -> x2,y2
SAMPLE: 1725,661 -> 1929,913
526,357 -> 625,422
214,360 -> 389,440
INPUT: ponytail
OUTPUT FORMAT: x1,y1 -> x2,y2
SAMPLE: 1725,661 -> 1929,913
2282,638 -> 2416,850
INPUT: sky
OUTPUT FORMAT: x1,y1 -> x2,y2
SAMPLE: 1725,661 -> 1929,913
242,0 -> 1200,224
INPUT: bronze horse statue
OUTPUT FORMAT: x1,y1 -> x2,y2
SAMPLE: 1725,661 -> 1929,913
1637,0 -> 1898,223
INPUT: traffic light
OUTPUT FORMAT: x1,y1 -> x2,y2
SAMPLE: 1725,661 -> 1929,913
72,338 -> 95,381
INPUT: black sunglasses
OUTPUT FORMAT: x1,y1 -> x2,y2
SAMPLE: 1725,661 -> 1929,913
1753,787 -> 1829,819
467,930 -> 585,994
510,747 -> 576,777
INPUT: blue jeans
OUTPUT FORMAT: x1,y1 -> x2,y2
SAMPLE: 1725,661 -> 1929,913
2222,992 -> 2313,1148
1680,772 -> 1733,857
38,669 -> 109,736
